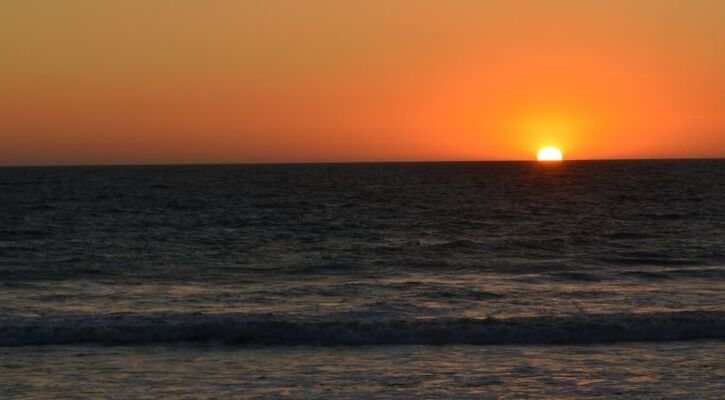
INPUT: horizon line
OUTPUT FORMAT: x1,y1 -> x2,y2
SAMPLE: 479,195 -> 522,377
1,156 -> 723,168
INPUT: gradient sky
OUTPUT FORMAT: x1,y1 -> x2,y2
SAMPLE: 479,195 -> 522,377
1,0 -> 724,165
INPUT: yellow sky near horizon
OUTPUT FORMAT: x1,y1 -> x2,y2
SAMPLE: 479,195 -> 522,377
1,0 -> 724,165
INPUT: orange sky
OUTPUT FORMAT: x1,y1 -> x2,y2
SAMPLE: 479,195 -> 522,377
1,1 -> 724,165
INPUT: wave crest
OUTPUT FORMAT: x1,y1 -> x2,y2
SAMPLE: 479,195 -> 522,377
1,311 -> 723,346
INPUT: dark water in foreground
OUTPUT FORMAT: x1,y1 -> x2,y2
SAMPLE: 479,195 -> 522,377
1,160 -> 724,397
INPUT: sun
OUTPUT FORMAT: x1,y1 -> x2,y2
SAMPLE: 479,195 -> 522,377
537,147 -> 563,161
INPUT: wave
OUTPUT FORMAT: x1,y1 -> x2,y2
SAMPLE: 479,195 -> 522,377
618,270 -> 674,280
665,268 -> 725,279
547,271 -> 604,282
1,311 -> 723,347
595,256 -> 701,267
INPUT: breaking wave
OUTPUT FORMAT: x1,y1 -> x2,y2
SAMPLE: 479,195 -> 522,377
1,311 -> 723,346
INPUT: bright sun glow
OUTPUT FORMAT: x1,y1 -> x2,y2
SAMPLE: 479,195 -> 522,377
537,147 -> 563,161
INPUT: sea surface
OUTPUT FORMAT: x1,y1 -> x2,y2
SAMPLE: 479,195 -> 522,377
1,160 -> 724,398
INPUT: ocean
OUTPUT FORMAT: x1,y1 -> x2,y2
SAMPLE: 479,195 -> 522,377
1,160 -> 724,398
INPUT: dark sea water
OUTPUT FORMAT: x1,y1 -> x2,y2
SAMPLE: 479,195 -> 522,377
1,160 -> 724,398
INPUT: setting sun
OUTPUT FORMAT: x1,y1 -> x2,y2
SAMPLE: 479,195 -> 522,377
537,147 -> 563,161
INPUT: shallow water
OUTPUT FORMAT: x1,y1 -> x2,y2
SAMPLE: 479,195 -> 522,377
2,342 -> 724,399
